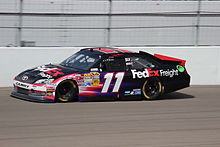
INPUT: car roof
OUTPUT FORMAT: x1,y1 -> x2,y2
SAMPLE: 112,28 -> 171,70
81,47 -> 135,55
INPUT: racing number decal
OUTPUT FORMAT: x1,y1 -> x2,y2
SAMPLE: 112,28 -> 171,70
101,73 -> 113,93
113,72 -> 124,92
101,72 -> 125,93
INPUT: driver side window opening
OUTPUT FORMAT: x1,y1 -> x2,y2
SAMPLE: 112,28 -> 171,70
126,56 -> 156,70
101,57 -> 126,72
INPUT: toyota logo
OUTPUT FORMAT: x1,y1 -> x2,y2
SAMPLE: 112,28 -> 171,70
22,75 -> 28,81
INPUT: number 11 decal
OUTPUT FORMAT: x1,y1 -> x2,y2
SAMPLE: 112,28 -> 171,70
101,72 -> 125,93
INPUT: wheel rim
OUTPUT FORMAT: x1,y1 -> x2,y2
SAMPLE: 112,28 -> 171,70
143,79 -> 161,99
57,82 -> 76,102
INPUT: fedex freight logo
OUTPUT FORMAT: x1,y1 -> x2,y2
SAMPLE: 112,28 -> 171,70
131,69 -> 178,79
131,69 -> 149,78
131,69 -> 159,78
160,69 -> 178,77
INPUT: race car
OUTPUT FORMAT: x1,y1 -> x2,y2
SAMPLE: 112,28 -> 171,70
11,47 -> 190,102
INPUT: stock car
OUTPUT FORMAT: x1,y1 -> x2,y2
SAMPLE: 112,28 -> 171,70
11,47 -> 190,102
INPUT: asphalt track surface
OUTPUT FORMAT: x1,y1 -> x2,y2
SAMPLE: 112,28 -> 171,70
0,86 -> 220,147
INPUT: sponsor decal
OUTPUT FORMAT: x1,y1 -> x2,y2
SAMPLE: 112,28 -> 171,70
176,65 -> 185,72
124,91 -> 130,94
46,83 -> 56,87
92,79 -> 100,86
35,65 -> 64,76
148,68 -> 160,77
125,58 -> 131,62
103,58 -> 114,62
77,80 -> 84,84
131,69 -> 149,79
84,72 -> 100,77
39,72 -> 53,79
14,80 -> 47,91
44,69 -> 64,76
126,62 -> 133,66
15,81 -> 30,89
34,65 -> 56,72
160,69 -> 178,77
84,76 -> 93,80
134,89 -> 141,95
21,75 -> 28,81
82,82 -> 91,87
90,68 -> 99,72
46,92 -> 53,96
131,68 -> 179,79
124,89 -> 141,95
46,87 -> 55,91
93,76 -> 100,79
75,74 -> 84,81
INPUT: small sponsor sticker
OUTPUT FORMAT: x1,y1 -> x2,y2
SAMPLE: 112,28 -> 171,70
125,58 -> 131,62
92,79 -> 100,86
176,65 -> 185,72
124,91 -> 130,94
82,82 -> 91,87
84,72 -> 100,77
124,89 -> 141,95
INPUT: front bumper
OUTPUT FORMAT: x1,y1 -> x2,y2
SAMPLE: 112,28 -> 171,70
11,90 -> 55,102
11,80 -> 56,102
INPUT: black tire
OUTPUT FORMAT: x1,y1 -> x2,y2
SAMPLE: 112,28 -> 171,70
55,80 -> 78,102
142,78 -> 162,100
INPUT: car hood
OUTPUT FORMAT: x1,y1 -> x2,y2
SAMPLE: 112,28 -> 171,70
15,64 -> 84,83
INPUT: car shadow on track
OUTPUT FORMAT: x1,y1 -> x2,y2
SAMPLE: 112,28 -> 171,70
158,92 -> 195,101
10,91 -> 195,103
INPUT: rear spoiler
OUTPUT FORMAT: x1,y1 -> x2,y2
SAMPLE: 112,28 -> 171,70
154,54 -> 186,66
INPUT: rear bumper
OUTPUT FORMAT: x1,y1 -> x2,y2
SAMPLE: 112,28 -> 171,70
164,74 -> 191,93
11,90 -> 55,103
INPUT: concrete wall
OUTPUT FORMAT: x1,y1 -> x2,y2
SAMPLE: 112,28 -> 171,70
0,46 -> 220,87
1,1 -> 220,46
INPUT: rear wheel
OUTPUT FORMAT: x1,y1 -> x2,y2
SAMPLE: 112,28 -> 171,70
56,80 -> 78,102
142,78 -> 162,100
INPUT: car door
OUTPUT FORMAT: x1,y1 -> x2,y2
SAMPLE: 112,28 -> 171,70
99,55 -> 127,100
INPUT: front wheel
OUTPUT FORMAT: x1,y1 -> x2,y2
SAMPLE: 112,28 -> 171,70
55,80 -> 78,102
142,78 -> 162,100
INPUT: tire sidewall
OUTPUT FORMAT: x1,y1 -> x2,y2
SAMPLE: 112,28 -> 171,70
142,78 -> 162,100
55,80 -> 77,102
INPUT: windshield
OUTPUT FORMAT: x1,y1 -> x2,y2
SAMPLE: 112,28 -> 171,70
60,51 -> 99,70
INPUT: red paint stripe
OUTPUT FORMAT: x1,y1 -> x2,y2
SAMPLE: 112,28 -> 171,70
44,96 -> 55,100
94,48 -> 117,53
154,54 -> 186,66
111,54 -> 123,56
115,49 -> 133,53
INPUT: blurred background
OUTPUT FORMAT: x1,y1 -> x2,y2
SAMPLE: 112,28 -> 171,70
0,0 -> 220,47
